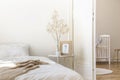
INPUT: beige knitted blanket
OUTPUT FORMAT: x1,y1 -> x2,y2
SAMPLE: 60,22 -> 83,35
0,60 -> 48,80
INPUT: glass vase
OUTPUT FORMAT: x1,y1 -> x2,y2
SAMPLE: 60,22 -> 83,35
55,40 -> 60,56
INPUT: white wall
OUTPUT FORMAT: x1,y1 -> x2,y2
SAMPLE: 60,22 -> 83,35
74,0 -> 94,80
96,0 -> 120,59
0,0 -> 72,56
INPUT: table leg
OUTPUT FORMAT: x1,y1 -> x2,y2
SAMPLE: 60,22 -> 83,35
72,56 -> 74,70
117,51 -> 119,65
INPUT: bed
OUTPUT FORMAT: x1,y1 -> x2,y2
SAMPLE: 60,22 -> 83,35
0,43 -> 83,80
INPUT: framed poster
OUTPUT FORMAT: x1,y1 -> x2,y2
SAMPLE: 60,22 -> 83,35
60,41 -> 72,55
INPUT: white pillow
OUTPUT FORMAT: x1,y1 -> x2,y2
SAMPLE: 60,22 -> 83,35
0,43 -> 29,58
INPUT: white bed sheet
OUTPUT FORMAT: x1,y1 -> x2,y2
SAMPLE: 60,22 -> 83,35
0,56 -> 83,80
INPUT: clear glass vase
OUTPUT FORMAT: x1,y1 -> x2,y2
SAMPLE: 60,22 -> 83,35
55,40 -> 60,56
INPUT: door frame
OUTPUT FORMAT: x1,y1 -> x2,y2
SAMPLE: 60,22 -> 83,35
92,0 -> 96,80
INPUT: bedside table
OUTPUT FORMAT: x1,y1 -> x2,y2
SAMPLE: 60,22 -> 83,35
48,55 -> 74,69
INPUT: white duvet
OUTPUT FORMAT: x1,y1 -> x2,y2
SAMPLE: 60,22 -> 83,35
0,56 -> 83,80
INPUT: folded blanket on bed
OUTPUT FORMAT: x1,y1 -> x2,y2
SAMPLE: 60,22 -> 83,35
0,60 -> 48,80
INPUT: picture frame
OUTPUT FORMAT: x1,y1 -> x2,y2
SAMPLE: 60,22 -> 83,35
60,41 -> 72,55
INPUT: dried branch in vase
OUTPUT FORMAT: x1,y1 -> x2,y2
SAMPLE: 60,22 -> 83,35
47,10 -> 69,42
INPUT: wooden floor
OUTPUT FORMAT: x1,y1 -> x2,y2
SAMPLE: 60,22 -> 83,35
96,62 -> 120,80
